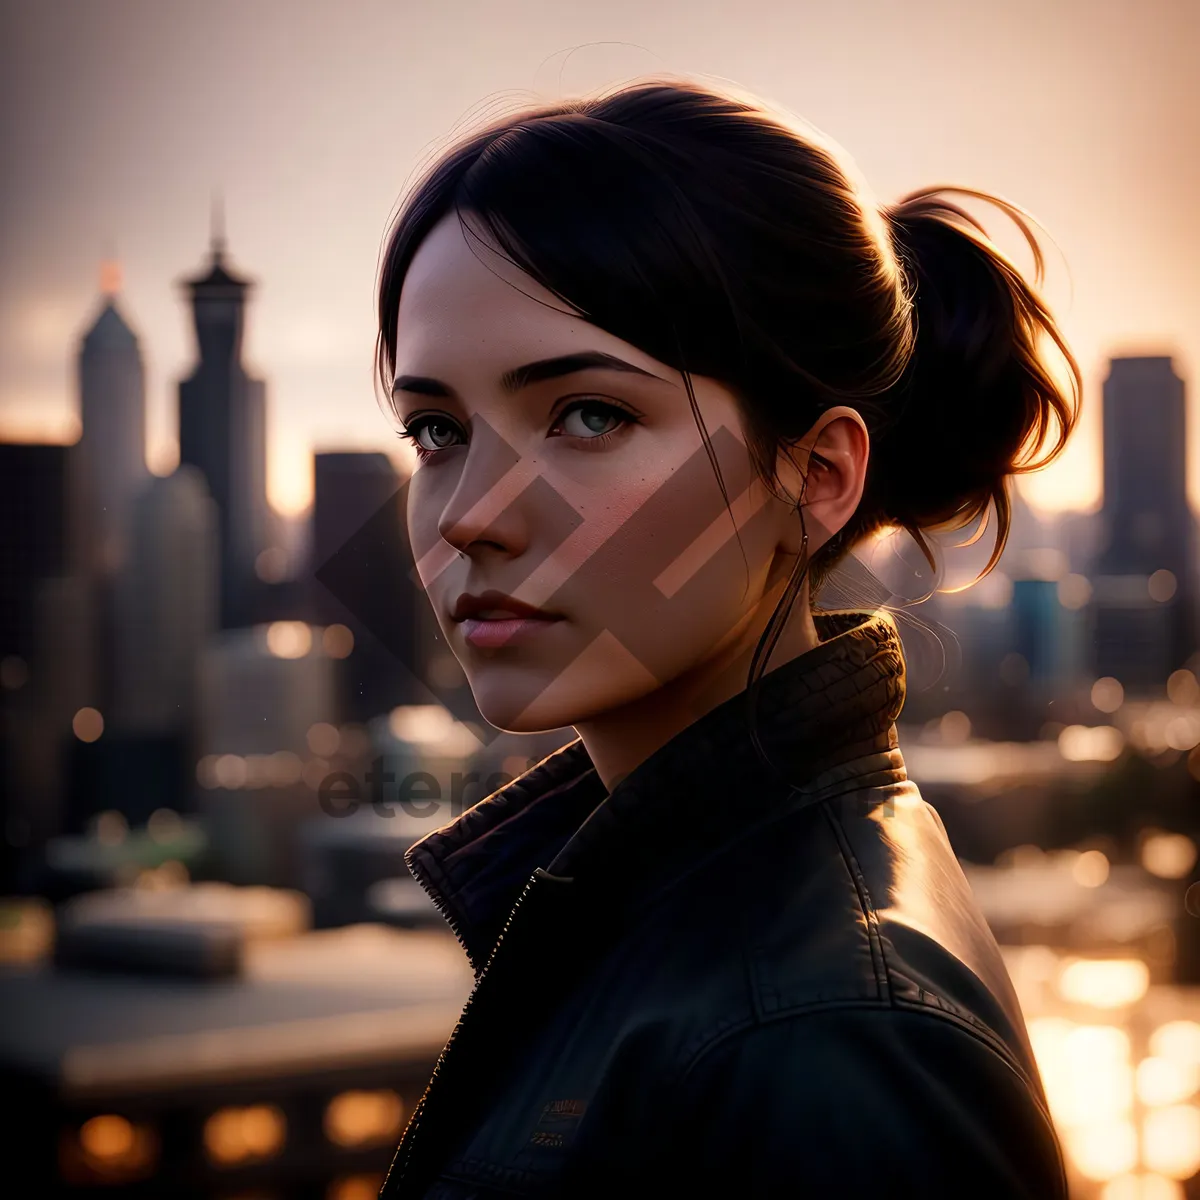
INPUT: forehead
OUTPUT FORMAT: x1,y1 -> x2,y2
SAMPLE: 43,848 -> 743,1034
396,213 -> 575,350
393,212 -> 662,377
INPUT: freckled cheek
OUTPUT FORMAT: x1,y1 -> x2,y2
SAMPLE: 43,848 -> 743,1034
577,493 -> 776,657
553,482 -> 749,631
571,477 -> 667,552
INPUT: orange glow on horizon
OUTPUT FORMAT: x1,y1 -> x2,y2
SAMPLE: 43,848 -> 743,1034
99,259 -> 122,295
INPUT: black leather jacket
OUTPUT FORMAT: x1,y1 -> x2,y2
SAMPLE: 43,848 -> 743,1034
380,610 -> 1067,1199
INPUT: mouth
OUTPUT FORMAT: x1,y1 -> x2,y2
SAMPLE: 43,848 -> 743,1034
451,588 -> 561,622
456,615 -> 564,649
450,589 -> 565,649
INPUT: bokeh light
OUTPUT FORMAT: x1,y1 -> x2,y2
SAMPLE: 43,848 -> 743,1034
255,545 -> 288,583
1166,669 -> 1200,706
203,1104 -> 286,1166
1058,573 -> 1093,610
1140,832 -> 1198,880
1058,960 -> 1150,1009
1091,677 -> 1125,713
323,1090 -> 404,1149
266,621 -> 312,658
1072,849 -> 1111,887
322,623 -> 354,658
1147,570 -> 1177,603
1141,1105 -> 1200,1179
1059,725 -> 1125,762
307,722 -> 341,757
72,706 -> 104,742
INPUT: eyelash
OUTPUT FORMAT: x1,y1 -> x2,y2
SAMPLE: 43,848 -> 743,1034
396,398 -> 641,461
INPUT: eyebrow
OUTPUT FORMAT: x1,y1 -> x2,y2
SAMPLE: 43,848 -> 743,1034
391,350 -> 667,399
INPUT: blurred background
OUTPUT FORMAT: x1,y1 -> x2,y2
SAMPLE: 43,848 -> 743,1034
1,1 -> 1198,1196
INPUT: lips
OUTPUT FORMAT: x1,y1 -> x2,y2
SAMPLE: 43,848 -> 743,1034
451,589 -> 562,623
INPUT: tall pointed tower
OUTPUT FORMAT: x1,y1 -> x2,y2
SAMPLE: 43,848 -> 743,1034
77,256 -> 148,574
177,195 -> 268,628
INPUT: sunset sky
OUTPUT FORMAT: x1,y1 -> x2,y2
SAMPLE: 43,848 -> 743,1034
1,0 -> 1197,517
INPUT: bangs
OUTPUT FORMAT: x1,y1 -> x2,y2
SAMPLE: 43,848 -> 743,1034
451,114 -> 744,385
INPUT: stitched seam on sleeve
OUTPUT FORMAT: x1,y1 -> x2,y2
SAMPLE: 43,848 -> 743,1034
669,1000 -> 1068,1197
819,798 -> 891,1002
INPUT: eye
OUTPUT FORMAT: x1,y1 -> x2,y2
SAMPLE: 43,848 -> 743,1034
550,399 -> 635,441
399,415 -> 464,455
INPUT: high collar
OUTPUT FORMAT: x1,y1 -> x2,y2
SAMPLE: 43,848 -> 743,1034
404,608 -> 908,974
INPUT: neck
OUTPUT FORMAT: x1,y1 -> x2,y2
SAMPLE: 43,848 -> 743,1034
573,579 -> 821,792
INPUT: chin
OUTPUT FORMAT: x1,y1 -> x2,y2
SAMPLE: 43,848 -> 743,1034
466,655 -> 662,736
468,671 -> 593,735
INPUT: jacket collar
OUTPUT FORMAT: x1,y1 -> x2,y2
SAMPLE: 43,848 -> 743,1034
404,608 -> 908,974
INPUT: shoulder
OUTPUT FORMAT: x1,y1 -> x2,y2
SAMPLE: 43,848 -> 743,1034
662,1003 -> 1067,1198
675,778 -> 1042,1070
624,779 -> 1054,1151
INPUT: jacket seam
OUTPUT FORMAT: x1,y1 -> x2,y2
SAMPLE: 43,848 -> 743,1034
803,769 -> 907,807
819,798 -> 891,1002
670,999 -> 1068,1197
621,770 -> 905,939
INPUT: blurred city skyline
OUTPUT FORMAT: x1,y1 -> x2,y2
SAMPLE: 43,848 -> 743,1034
2,9 -> 1200,1194
1,0 -> 1198,518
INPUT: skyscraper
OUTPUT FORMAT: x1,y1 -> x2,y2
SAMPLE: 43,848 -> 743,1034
311,451 -> 428,720
77,259 -> 148,576
1010,577 -> 1080,691
311,452 -> 404,624
1093,356 -> 1196,691
0,443 -> 80,665
177,198 -> 268,628
112,465 -> 219,734
0,442 -> 94,846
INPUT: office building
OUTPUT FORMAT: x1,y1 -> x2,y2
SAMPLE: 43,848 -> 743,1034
311,451 -> 428,720
112,466 -> 219,734
1093,357 -> 1196,691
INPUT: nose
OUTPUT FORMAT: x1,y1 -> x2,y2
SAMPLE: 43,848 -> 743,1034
435,421 -> 531,559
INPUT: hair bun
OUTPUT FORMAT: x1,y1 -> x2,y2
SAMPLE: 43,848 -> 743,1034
874,189 -> 1081,579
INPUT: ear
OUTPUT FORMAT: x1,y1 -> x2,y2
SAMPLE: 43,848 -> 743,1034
775,406 -> 870,556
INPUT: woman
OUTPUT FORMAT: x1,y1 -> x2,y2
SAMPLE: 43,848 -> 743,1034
374,79 -> 1080,1199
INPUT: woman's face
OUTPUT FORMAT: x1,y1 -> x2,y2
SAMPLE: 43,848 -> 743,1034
392,212 -> 812,735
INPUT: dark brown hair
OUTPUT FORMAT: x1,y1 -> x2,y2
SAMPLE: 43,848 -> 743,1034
375,78 -> 1082,721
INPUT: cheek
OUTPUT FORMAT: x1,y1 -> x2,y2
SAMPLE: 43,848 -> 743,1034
567,496 -> 778,677
405,469 -> 456,594
543,429 -> 780,679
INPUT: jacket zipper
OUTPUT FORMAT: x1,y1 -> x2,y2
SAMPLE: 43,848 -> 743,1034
403,844 -> 483,975
379,865 -> 552,1198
